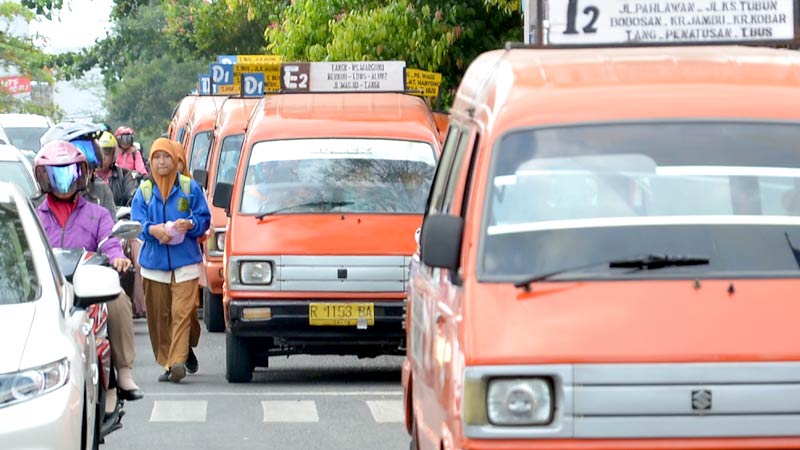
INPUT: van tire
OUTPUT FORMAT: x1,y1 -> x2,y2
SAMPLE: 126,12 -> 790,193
225,330 -> 253,383
203,289 -> 225,332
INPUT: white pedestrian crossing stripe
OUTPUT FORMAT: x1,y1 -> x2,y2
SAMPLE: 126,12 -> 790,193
150,400 -> 207,422
262,400 -> 319,423
366,400 -> 404,423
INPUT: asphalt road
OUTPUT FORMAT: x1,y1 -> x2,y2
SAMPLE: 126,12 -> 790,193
102,318 -> 410,450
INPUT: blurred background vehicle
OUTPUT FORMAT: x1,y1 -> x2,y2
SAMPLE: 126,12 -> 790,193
0,114 -> 55,164
0,144 -> 37,198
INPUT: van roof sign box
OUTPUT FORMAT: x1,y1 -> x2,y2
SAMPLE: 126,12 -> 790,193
524,0 -> 799,47
280,61 -> 407,93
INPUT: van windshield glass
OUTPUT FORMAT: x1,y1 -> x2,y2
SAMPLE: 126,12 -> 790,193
189,131 -> 212,173
241,138 -> 436,215
483,121 -> 800,280
215,134 -> 245,186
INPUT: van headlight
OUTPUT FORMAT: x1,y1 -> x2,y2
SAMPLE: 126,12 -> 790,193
0,358 -> 70,409
215,231 -> 226,252
240,261 -> 273,285
487,378 -> 553,425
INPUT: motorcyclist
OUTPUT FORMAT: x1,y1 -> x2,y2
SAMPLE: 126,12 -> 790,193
40,122 -> 117,219
96,131 -> 138,207
33,140 -> 144,408
115,126 -> 149,177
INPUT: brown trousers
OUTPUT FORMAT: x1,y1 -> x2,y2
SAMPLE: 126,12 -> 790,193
107,291 -> 136,370
142,275 -> 201,369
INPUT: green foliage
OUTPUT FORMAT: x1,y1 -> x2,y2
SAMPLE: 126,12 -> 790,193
0,1 -> 59,115
268,0 -> 521,108
106,55 -> 204,153
19,0 -> 61,20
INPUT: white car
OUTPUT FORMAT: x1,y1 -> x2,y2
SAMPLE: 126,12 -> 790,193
0,114 -> 54,162
0,124 -> 9,146
0,144 -> 37,198
0,182 -> 122,450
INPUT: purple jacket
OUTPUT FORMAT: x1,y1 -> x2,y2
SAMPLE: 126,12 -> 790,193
37,196 -> 125,261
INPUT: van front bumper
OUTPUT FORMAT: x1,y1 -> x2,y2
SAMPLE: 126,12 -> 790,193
227,299 -> 405,353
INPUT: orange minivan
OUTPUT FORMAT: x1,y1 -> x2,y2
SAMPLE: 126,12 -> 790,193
166,94 -> 198,142
182,95 -> 227,174
404,45 -> 800,449
192,96 -> 260,332
213,87 -> 442,382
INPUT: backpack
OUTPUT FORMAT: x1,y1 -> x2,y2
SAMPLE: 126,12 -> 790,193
140,174 -> 192,205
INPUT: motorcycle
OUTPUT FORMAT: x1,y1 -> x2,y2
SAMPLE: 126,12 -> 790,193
53,220 -> 142,443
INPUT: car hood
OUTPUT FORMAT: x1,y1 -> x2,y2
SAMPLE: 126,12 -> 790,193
465,279 -> 800,365
0,303 -> 35,373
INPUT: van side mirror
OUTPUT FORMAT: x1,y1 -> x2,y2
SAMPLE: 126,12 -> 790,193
420,214 -> 463,271
213,182 -> 233,215
193,169 -> 208,190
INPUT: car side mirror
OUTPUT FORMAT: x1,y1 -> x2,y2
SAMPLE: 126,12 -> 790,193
193,169 -> 209,190
72,265 -> 120,308
420,214 -> 463,271
213,182 -> 233,216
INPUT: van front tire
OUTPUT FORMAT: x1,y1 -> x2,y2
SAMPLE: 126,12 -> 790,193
203,289 -> 225,332
225,330 -> 253,383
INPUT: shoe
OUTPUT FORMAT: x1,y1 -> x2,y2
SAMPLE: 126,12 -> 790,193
168,364 -> 186,383
158,370 -> 170,382
186,349 -> 198,374
118,387 -> 144,401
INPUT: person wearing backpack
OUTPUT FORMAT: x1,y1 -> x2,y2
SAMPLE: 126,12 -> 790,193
115,126 -> 148,178
131,138 -> 210,383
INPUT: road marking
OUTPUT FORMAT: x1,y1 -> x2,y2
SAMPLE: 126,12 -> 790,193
150,400 -> 207,422
366,400 -> 405,423
146,390 -> 402,397
262,400 -> 319,422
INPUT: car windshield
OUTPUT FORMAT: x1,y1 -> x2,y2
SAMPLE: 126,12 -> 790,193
0,201 -> 39,304
5,127 -> 47,152
214,134 -> 244,186
0,161 -> 35,197
241,138 -> 436,215
189,131 -> 212,174
482,121 -> 800,280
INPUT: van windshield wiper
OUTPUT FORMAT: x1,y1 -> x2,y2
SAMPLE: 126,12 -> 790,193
256,201 -> 354,219
514,253 -> 710,291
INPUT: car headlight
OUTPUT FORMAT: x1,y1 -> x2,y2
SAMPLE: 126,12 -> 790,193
215,231 -> 226,252
0,358 -> 70,409
240,261 -> 273,285
487,378 -> 553,425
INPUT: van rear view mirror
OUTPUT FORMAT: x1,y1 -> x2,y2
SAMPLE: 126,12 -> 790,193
420,214 -> 463,271
193,169 -> 209,190
213,182 -> 233,215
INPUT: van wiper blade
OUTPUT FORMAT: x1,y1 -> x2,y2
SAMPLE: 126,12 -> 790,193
256,201 -> 353,219
514,253 -> 710,291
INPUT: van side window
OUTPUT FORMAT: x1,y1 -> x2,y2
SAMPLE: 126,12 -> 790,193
441,130 -> 473,214
426,125 -> 462,214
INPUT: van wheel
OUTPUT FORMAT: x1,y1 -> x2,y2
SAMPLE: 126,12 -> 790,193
203,289 -> 225,332
225,330 -> 253,383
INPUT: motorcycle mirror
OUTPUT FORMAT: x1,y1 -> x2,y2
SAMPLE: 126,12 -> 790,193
111,220 -> 143,240
115,206 -> 132,221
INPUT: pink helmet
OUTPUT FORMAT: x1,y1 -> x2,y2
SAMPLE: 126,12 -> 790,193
34,141 -> 91,195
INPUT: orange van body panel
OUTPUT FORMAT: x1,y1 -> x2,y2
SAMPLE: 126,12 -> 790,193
408,46 -> 800,450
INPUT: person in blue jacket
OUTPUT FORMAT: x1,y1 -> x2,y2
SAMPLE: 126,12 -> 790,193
131,137 -> 211,383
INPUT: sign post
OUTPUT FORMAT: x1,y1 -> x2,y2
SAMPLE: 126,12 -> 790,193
280,61 -> 407,93
525,0 -> 799,47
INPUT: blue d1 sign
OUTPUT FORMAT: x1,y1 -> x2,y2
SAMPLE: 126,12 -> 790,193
210,63 -> 234,85
198,74 -> 211,95
242,73 -> 265,97
217,54 -> 238,65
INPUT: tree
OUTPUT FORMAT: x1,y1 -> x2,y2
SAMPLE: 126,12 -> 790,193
266,0 -> 521,108
0,1 -> 61,116
106,55 -> 204,153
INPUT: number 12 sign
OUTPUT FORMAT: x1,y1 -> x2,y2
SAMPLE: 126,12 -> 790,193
547,0 -> 795,45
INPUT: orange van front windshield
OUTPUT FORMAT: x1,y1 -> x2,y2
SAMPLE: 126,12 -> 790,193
241,138 -> 436,215
482,121 -> 800,281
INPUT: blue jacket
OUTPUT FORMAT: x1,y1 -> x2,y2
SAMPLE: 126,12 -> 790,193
131,176 -> 211,271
